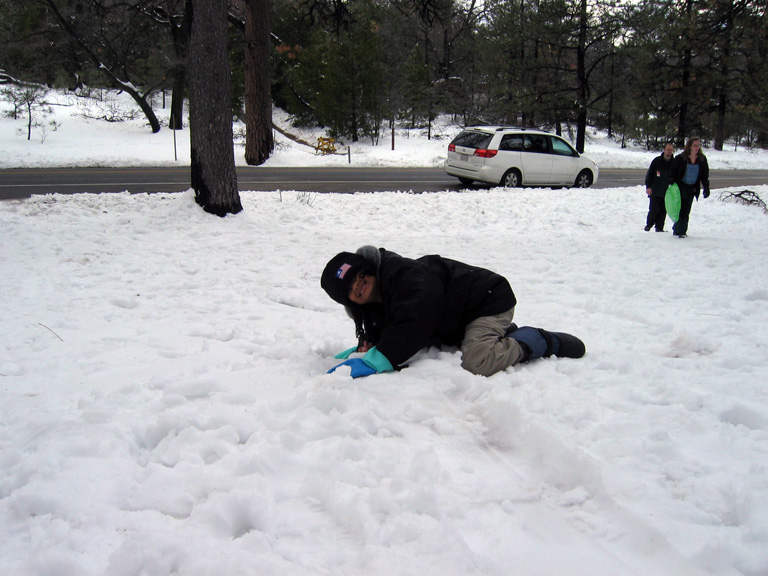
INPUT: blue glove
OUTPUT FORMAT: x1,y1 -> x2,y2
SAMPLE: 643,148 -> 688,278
327,346 -> 394,378
328,358 -> 377,378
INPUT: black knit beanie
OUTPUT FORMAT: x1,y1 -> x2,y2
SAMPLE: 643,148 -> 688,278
321,252 -> 369,305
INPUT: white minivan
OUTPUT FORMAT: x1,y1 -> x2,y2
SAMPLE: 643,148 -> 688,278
445,126 -> 599,188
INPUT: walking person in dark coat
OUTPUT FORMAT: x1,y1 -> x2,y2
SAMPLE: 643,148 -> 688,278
644,142 -> 675,232
321,246 -> 585,378
670,137 -> 711,238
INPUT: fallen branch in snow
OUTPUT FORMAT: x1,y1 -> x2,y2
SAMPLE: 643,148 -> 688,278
718,189 -> 767,214
271,122 -> 316,149
39,323 -> 64,341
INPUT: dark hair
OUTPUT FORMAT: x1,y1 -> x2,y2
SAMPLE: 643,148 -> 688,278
353,308 -> 366,347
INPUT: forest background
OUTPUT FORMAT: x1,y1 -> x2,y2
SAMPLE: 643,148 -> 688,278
1,0 -> 767,162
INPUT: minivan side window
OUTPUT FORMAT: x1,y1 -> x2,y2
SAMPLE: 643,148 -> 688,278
550,137 -> 577,157
452,132 -> 493,150
499,134 -> 524,151
524,135 -> 550,154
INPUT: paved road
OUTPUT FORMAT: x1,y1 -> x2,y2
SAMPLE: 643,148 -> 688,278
1,167 -> 766,200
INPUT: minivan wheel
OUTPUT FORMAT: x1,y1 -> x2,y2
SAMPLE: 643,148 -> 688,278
458,177 -> 474,185
575,170 -> 593,188
501,169 -> 522,188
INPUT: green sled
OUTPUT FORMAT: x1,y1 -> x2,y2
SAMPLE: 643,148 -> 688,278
665,183 -> 681,223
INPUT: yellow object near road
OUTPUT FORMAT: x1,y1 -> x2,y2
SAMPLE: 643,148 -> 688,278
316,137 -> 336,154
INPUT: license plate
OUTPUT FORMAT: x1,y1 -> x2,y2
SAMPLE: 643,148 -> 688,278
460,154 -> 469,161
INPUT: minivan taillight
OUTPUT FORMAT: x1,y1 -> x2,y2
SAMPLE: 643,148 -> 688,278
448,143 -> 456,152
474,149 -> 498,158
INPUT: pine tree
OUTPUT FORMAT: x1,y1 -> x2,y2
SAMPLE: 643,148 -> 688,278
243,0 -> 274,165
188,0 -> 242,216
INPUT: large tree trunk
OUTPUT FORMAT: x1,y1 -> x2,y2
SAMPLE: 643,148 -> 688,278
188,0 -> 242,216
169,0 -> 192,130
574,0 -> 589,153
169,68 -> 186,130
675,0 -> 694,146
713,3 -> 734,151
244,0 -> 273,165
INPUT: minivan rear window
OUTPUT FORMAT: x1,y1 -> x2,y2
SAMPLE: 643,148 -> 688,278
451,131 -> 493,150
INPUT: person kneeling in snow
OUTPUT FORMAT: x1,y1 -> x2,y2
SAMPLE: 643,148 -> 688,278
321,246 -> 585,378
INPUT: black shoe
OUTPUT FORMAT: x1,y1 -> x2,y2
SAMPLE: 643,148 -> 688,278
655,229 -> 665,233
676,234 -> 687,238
551,331 -> 586,358
644,225 -> 652,231
539,329 -> 586,359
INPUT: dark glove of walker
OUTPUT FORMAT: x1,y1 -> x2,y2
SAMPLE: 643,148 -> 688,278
703,189 -> 710,198
328,358 -> 377,378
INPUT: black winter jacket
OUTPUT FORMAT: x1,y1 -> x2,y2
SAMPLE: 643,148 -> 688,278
645,154 -> 673,197
357,249 -> 516,367
670,152 -> 710,199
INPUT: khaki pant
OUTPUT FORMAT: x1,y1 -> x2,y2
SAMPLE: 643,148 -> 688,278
460,307 -> 526,376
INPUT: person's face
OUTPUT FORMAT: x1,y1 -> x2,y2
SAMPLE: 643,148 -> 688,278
663,144 -> 674,159
690,140 -> 701,154
348,271 -> 378,305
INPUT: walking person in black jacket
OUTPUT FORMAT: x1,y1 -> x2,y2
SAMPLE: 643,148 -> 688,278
644,142 -> 675,232
670,137 -> 711,238
321,246 -> 585,378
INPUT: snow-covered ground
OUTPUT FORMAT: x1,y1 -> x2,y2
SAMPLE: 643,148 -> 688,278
2,92 -> 768,576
